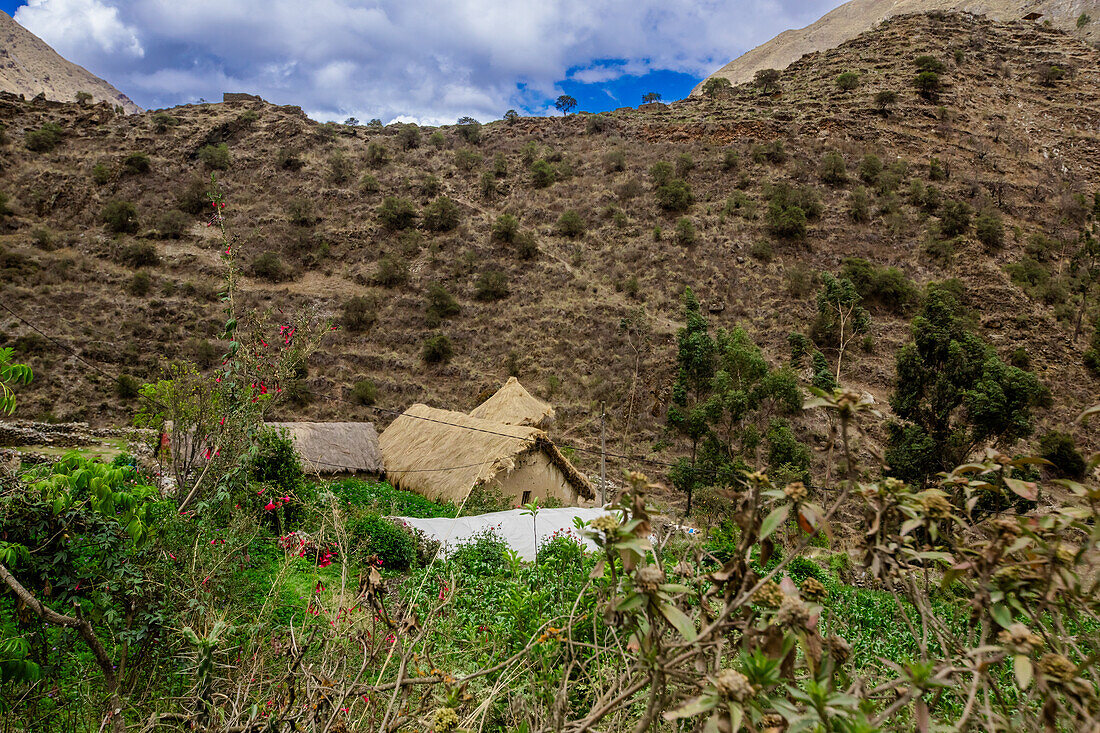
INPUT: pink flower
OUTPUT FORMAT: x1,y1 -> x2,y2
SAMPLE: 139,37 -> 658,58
264,502 -> 276,511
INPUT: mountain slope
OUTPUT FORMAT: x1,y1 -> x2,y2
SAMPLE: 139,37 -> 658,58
0,10 -> 140,113
695,0 -> 1100,92
0,12 -> 1098,493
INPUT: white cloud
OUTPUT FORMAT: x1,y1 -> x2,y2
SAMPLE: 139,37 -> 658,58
13,0 -> 844,124
16,0 -> 143,59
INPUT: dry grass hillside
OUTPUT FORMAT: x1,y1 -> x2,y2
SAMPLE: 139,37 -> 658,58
696,0 -> 1100,90
1,12 -> 1098,490
0,11 -> 141,114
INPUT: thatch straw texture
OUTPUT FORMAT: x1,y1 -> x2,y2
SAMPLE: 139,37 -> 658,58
379,404 -> 594,503
469,377 -> 556,429
266,422 -> 382,474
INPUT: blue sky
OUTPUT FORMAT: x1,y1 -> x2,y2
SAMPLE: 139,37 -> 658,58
4,0 -> 844,124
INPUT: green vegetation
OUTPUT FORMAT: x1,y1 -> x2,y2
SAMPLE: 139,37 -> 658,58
835,71 -> 860,91
24,123 -> 63,152
101,200 -> 139,233
421,333 -> 453,363
423,196 -> 461,232
556,209 -> 585,237
377,196 -> 418,230
198,143 -> 230,170
887,286 -> 1045,483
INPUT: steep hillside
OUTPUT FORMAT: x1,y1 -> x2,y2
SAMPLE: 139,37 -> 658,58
1,12 -> 1098,491
695,0 -> 1100,91
0,10 -> 140,113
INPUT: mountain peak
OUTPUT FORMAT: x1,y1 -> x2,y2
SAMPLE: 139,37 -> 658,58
695,0 -> 1100,93
0,10 -> 141,113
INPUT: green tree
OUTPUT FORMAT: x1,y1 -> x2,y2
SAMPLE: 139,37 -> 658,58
554,95 -> 577,115
812,274 -> 869,381
835,72 -> 860,92
702,77 -> 732,98
887,287 -> 1044,483
642,92 -> 662,103
754,69 -> 781,93
667,288 -> 717,516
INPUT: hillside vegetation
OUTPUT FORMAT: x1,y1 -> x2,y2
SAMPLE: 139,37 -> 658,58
0,12 -> 1098,490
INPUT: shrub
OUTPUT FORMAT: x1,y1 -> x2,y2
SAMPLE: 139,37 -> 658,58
819,151 -> 848,186
557,210 -> 585,237
721,149 -> 740,172
198,143 -> 230,170
1038,431 -> 1086,479
423,196 -> 461,232
848,186 -> 871,223
788,332 -> 810,366
91,163 -> 111,185
586,115 -> 613,134
915,55 -> 946,74
348,515 -> 416,570
603,150 -> 626,173
365,141 -> 387,167
478,172 -> 497,199
102,200 -> 139,233
939,199 -> 972,238
287,198 -> 316,227
455,117 -> 481,144
767,202 -> 807,240
750,240 -> 773,262
30,227 -> 53,249
122,152 -> 151,175
251,428 -> 305,491
360,171 -> 382,193
352,379 -> 378,406
342,296 -> 376,332
723,191 -> 757,219
929,157 -> 948,181
874,90 -> 898,114
118,242 -> 158,268
859,154 -> 882,184
127,271 -> 151,297
474,271 -> 509,301
655,180 -> 693,212
425,283 -> 461,325
492,213 -> 519,243
453,147 -> 482,173
754,68 -> 781,93
377,196 -> 417,230
1037,64 -> 1066,86
396,123 -> 420,150
839,257 -> 917,313
811,350 -> 837,391
116,374 -> 141,399
514,231 -> 539,260
374,254 -> 408,287
275,148 -> 304,170
915,71 -> 941,98
449,529 -> 510,574
975,209 -> 1004,250
674,217 -> 696,246
675,154 -> 695,178
702,77 -> 732,98
835,71 -> 860,91
530,159 -> 555,188
766,420 -> 811,481
153,209 -> 188,239
24,123 -> 63,152
177,179 -> 209,215
421,334 -> 453,364
151,112 -> 179,133
751,140 -> 786,165
328,151 -> 353,184
251,251 -> 287,282
649,161 -> 673,186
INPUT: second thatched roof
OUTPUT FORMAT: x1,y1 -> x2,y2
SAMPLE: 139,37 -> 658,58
469,377 -> 555,429
266,422 -> 382,475
378,404 -> 594,503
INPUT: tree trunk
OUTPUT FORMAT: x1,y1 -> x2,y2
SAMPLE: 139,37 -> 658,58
0,563 -> 125,733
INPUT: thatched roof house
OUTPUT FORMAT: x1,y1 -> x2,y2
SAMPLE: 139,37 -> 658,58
469,377 -> 555,429
266,422 -> 382,475
379,404 -> 594,505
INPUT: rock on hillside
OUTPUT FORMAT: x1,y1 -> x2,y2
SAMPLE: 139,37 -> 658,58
695,0 -> 1100,91
0,12 -> 1098,491
0,10 -> 140,113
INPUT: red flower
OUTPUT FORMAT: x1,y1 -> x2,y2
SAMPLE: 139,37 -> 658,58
264,502 -> 276,511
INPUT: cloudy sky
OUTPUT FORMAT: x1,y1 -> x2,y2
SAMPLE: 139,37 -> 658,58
3,0 -> 844,125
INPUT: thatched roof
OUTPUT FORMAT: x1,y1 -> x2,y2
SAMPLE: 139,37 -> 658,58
469,377 -> 555,429
266,422 -> 382,474
378,404 -> 594,503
